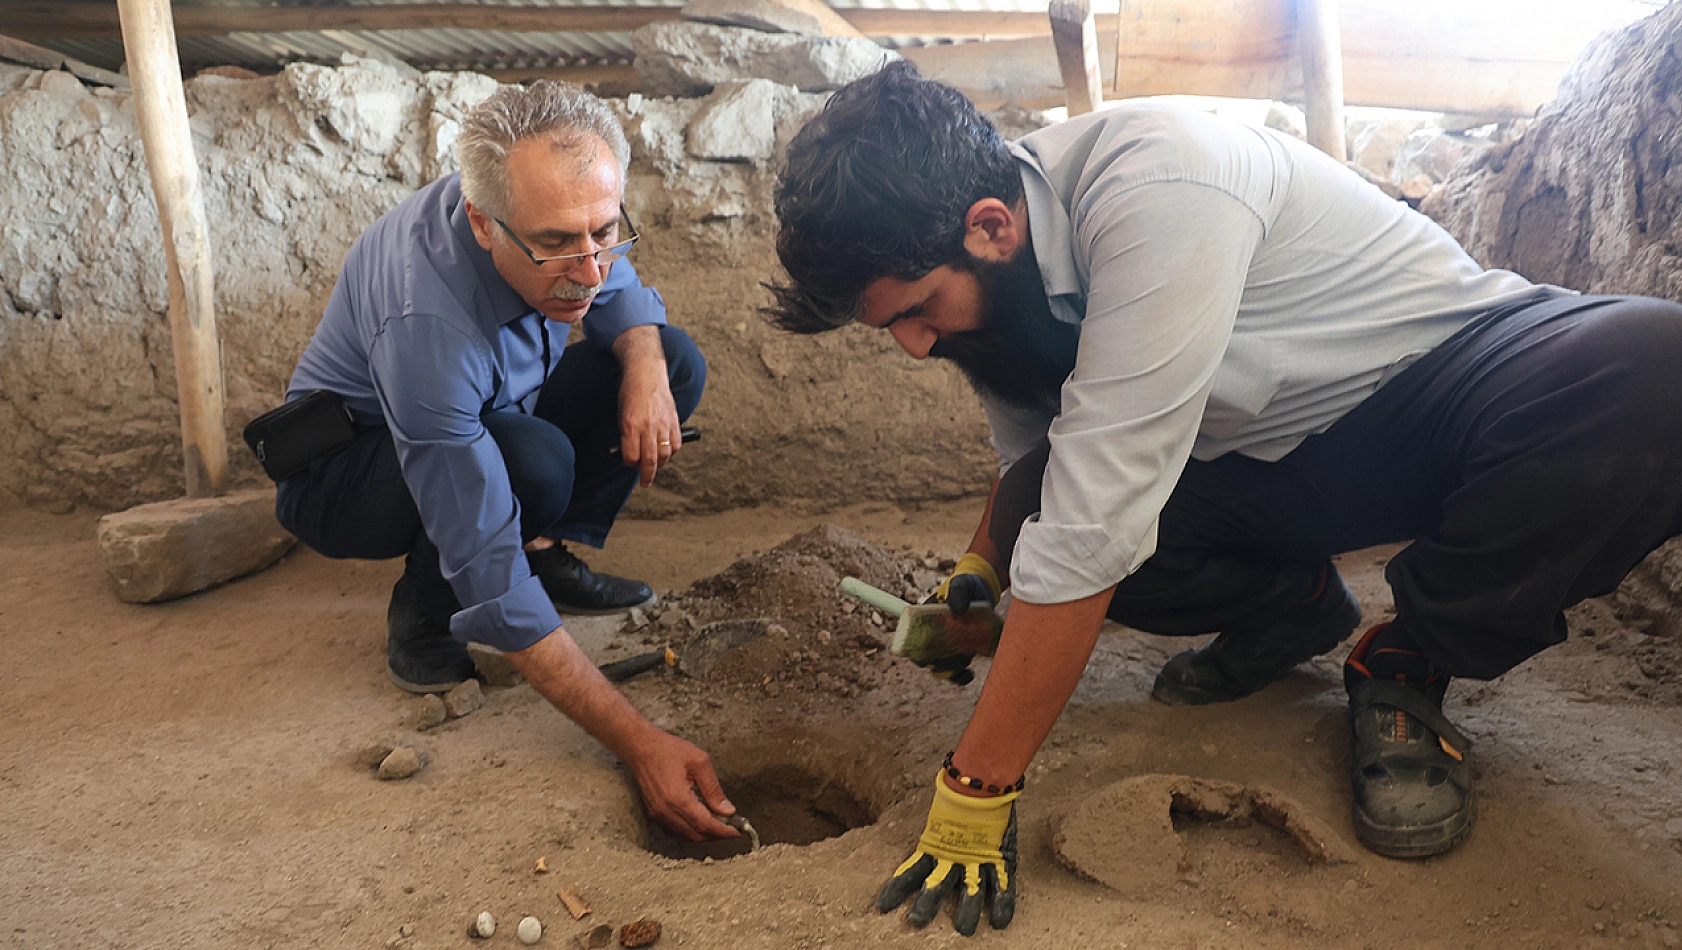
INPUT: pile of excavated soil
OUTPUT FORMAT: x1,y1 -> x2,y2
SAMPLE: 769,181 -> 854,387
625,524 -> 955,701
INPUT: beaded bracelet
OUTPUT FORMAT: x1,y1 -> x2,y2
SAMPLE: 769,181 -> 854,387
942,750 -> 1026,795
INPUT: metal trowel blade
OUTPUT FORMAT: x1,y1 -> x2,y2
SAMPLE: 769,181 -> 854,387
677,618 -> 772,678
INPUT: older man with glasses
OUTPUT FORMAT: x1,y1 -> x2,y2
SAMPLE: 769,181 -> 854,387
274,81 -> 731,841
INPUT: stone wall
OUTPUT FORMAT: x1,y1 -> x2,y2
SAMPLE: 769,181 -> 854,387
1422,1 -> 1682,300
0,53 -> 998,513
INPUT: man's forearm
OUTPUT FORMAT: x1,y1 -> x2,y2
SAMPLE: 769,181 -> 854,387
611,323 -> 666,371
506,626 -> 659,758
965,477 -> 1004,568
949,586 -> 1117,791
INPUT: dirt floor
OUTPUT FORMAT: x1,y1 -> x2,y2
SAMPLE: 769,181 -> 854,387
3,499 -> 1681,950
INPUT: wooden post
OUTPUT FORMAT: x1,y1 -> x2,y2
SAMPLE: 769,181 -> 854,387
116,0 -> 227,497
1049,0 -> 1103,116
1297,0 -> 1347,161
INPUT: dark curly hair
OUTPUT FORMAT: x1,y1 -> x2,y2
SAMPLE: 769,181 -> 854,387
764,61 -> 1023,334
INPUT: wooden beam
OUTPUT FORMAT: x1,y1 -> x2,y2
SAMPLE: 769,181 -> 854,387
1048,0 -> 1102,116
1297,0 -> 1346,160
2,2 -> 1054,41
117,0 -> 227,498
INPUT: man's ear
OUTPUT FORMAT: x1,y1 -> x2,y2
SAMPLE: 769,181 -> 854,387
961,198 -> 1023,263
463,200 -> 497,253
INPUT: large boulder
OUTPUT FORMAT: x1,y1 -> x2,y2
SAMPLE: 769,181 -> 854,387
632,21 -> 896,97
1423,2 -> 1682,299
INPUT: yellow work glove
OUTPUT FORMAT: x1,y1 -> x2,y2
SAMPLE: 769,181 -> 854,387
876,773 -> 1019,936
922,554 -> 1003,686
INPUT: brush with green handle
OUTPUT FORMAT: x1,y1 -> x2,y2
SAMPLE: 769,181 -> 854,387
840,567 -> 1005,685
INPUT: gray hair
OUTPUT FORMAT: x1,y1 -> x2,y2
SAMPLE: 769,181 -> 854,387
457,80 -> 632,221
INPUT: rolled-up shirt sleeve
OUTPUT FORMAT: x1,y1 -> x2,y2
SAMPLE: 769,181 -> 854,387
1009,181 -> 1264,604
369,313 -> 563,652
581,257 -> 666,344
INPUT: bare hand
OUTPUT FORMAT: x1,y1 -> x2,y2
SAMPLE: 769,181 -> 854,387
618,359 -> 681,488
623,730 -> 738,841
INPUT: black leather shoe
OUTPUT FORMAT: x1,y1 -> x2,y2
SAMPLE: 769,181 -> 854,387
1152,562 -> 1362,705
386,578 -> 478,694
528,544 -> 656,615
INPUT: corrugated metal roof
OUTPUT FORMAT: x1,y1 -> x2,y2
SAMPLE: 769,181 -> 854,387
28,0 -> 1087,74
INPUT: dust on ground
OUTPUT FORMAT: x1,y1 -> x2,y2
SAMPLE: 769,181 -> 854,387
3,501 -> 1681,950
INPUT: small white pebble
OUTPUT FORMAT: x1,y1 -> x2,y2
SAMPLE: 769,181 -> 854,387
517,916 -> 542,944
471,911 -> 496,938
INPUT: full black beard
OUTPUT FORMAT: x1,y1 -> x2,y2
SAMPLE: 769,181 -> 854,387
929,244 -> 1079,412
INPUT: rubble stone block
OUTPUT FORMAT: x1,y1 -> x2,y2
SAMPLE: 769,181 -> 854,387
682,0 -> 864,38
633,21 -> 895,97
97,488 -> 296,603
686,79 -> 779,161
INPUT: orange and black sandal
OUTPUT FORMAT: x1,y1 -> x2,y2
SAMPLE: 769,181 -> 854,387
1344,624 -> 1475,858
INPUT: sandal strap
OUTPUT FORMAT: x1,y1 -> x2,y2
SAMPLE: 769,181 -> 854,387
1350,679 -> 1472,753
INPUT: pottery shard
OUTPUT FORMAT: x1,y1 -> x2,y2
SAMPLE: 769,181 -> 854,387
96,488 -> 296,603
681,0 -> 864,38
619,918 -> 662,947
1052,774 -> 1356,895
686,79 -> 779,162
632,21 -> 894,97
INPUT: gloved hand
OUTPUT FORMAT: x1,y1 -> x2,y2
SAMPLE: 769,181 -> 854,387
876,774 -> 1019,936
930,553 -> 1001,615
921,554 -> 1003,686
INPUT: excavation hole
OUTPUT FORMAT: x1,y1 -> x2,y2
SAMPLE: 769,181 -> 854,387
643,761 -> 880,861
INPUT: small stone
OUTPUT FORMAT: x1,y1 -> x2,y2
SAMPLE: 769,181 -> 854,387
535,856 -> 548,873
518,916 -> 543,944
579,924 -> 613,949
414,694 -> 448,730
470,911 -> 497,939
378,747 -> 424,780
444,679 -> 485,718
400,924 -> 413,937
619,918 -> 661,948
626,607 -> 649,630
658,609 -> 687,630
468,644 -> 524,688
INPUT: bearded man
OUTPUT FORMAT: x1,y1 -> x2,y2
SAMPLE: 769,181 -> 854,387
274,81 -> 734,842
768,62 -> 1682,933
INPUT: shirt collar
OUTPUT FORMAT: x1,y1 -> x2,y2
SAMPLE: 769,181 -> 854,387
447,181 -> 539,328
1009,141 -> 1085,325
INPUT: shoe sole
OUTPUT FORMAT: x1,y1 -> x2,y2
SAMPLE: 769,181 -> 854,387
386,664 -> 471,695
1353,790 -> 1477,858
552,592 -> 658,617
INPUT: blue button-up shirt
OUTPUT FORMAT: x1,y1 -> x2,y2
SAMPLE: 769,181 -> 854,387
288,173 -> 666,651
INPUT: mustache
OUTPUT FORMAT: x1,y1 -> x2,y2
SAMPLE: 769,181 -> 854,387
549,281 -> 601,302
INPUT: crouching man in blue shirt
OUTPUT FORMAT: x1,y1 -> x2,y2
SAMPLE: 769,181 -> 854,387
277,81 -> 734,840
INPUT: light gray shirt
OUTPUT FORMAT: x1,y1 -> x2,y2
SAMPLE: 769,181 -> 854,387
994,104 -> 1555,605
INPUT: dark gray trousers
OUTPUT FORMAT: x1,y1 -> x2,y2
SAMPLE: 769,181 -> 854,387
989,293 -> 1682,680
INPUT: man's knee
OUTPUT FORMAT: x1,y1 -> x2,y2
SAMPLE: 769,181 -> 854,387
659,325 -> 707,415
483,412 -> 577,534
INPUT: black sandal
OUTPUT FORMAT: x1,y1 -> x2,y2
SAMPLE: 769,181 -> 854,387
1348,678 -> 1475,857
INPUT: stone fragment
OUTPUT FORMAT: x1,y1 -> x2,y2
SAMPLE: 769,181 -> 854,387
1346,117 -> 1424,182
625,606 -> 650,631
470,911 -> 497,939
468,644 -> 524,688
632,21 -> 895,97
518,916 -> 543,945
682,0 -> 864,38
377,746 -> 424,780
686,80 -> 779,162
414,694 -> 448,730
619,918 -> 662,948
444,679 -> 485,718
96,488 -> 297,603
579,924 -> 613,949
196,65 -> 262,80
355,732 -> 426,769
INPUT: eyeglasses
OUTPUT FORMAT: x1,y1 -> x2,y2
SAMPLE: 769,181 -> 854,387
494,205 -> 640,273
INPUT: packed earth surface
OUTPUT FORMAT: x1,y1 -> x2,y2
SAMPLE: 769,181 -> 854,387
3,499 -> 1680,949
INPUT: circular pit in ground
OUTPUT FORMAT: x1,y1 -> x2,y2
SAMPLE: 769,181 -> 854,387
643,757 -> 884,861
